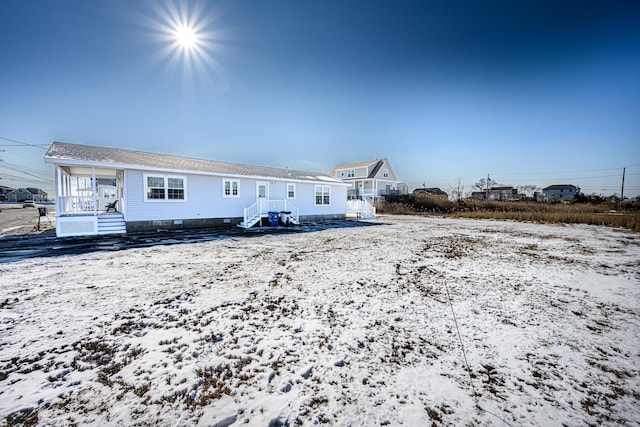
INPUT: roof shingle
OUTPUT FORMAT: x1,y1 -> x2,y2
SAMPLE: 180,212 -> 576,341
45,142 -> 342,184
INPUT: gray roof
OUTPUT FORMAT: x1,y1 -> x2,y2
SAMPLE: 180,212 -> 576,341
543,184 -> 579,191
44,142 -> 343,184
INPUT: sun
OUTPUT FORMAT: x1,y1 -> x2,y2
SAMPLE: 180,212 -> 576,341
138,0 -> 232,89
175,25 -> 198,49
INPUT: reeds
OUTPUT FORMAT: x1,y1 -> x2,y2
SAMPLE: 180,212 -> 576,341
375,197 -> 640,232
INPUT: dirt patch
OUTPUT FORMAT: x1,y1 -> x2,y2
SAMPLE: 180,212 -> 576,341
0,204 -> 56,237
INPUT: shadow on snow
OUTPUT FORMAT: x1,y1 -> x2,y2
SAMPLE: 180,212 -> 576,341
0,219 -> 383,264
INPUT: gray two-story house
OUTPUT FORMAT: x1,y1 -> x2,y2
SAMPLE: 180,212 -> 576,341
543,185 -> 580,201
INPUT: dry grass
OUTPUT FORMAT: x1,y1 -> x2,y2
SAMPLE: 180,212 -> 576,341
375,197 -> 640,232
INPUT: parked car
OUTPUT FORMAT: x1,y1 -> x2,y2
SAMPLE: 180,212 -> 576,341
23,200 -> 36,208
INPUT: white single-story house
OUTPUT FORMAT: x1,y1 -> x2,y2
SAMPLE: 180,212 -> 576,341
44,142 -> 349,237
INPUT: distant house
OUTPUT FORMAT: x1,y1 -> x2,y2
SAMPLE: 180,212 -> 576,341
470,187 -> 518,201
44,142 -> 349,237
6,187 -> 48,202
330,159 -> 406,202
488,186 -> 518,202
0,185 -> 15,202
413,187 -> 448,198
543,185 -> 580,201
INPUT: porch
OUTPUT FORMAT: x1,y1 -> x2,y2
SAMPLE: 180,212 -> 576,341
239,199 -> 299,228
53,165 -> 126,237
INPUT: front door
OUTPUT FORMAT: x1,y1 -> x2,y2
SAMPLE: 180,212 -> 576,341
257,182 -> 268,212
257,182 -> 269,200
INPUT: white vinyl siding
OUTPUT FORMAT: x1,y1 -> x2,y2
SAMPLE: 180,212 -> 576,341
125,170 -> 348,223
144,174 -> 186,201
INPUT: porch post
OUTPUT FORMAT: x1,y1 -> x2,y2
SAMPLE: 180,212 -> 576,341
91,167 -> 98,216
55,167 -> 60,214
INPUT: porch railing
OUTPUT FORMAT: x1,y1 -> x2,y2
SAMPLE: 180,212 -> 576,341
347,199 -> 376,218
242,199 -> 299,227
58,195 -> 96,214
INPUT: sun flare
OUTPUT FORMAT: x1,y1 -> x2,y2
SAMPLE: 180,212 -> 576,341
175,25 -> 197,49
140,0 -> 231,89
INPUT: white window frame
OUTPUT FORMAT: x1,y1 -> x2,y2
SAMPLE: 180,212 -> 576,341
287,183 -> 296,199
314,185 -> 330,206
347,169 -> 355,178
222,179 -> 240,198
167,177 -> 185,200
383,168 -> 389,178
144,174 -> 187,202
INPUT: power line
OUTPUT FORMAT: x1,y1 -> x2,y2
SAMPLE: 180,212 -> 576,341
0,163 -> 52,183
0,136 -> 49,149
1,161 -> 52,178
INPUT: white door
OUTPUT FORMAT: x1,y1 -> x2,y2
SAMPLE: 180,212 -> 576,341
257,182 -> 269,200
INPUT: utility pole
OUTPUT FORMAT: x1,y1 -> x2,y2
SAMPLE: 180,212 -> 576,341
621,167 -> 626,206
485,174 -> 490,201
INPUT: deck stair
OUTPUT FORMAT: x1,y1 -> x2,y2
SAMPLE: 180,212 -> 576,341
97,212 -> 126,234
239,200 -> 299,229
347,199 -> 376,219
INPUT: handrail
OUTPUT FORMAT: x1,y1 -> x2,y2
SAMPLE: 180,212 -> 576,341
244,201 -> 259,225
347,199 -> 376,217
58,195 -> 96,214
243,199 -> 299,226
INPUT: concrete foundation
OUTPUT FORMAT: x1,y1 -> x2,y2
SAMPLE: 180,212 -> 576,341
125,217 -> 242,233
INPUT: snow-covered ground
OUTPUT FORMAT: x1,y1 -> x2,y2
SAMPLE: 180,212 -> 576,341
1,215 -> 638,426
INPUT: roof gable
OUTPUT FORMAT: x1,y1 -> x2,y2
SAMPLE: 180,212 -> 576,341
331,160 -> 379,171
330,158 -> 399,181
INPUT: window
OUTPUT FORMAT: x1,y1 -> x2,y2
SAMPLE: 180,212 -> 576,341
340,170 -> 345,177
168,178 -> 184,200
383,169 -> 389,178
315,185 -> 330,205
287,183 -> 296,199
223,179 -> 240,198
147,176 -> 165,200
347,169 -> 355,178
145,175 -> 186,201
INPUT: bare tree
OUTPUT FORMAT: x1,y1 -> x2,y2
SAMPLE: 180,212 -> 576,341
518,185 -> 540,199
474,177 -> 498,192
449,178 -> 465,202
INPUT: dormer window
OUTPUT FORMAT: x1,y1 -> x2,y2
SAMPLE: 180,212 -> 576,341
383,169 -> 389,178
347,169 -> 355,177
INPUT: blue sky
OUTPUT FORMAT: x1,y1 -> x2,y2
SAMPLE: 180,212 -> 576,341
1,0 -> 639,197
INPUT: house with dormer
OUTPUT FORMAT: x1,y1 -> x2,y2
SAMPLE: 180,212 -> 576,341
329,159 -> 404,202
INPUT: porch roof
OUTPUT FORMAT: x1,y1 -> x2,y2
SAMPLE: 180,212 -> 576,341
45,142 -> 347,185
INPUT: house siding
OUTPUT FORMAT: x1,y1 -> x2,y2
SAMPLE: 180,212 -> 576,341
372,161 -> 398,182
335,166 -> 369,179
124,169 -> 347,225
